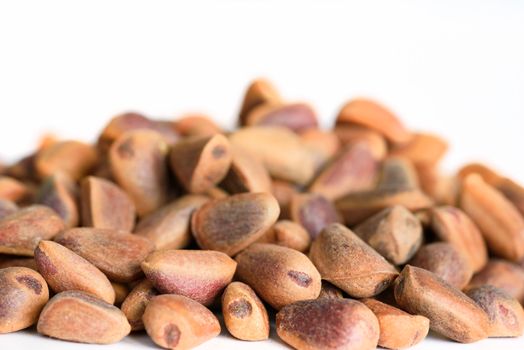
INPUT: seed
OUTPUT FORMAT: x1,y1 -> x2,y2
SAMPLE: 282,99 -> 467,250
0,176 -> 29,202
276,298 -> 380,350
35,140 -> 97,181
467,260 -> 524,303
317,281 -> 344,299
244,102 -> 318,133
238,78 -> 282,125
54,228 -> 154,283
0,199 -> 18,219
174,114 -> 222,137
390,132 -> 448,166
0,256 -> 38,270
112,282 -> 129,306
191,192 -> 280,256
135,194 -> 209,250
300,129 -> 341,171
81,176 -> 136,231
229,126 -> 315,185
141,249 -> 236,306
362,298 -> 429,350
170,134 -> 233,194
205,186 -> 229,199
220,146 -> 272,194
288,193 -> 341,239
271,179 -> 298,218
394,265 -> 489,343
377,157 -> 419,191
143,294 -> 221,350
430,206 -> 488,272
235,243 -> 321,310
409,242 -> 473,290
309,142 -> 379,200
0,267 -> 49,333
336,98 -> 412,144
466,285 -> 524,337
354,205 -> 423,265
34,240 -> 115,303
0,205 -> 65,256
36,173 -> 79,228
37,290 -> 130,344
222,282 -> 269,341
460,173 -> 524,261
121,279 -> 158,331
334,125 -> 387,160
416,165 -> 459,205
257,220 -> 311,253
109,129 -> 171,216
310,223 -> 398,298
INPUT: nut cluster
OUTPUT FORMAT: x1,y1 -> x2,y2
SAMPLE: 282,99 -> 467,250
1,78 -> 524,349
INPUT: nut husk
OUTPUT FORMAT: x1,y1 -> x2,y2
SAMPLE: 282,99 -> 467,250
121,279 -> 158,331
36,173 -> 79,228
288,193 -> 341,239
467,259 -> 524,303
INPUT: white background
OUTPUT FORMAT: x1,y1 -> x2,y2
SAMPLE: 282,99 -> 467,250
1,0 -> 524,349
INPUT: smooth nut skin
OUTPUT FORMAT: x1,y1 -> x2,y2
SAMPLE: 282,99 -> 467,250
390,132 -> 448,166
174,114 -> 222,137
334,125 -> 387,160
222,282 -> 269,341
460,174 -> 524,261
235,243 -> 321,310
289,193 -> 341,239
170,134 -> 233,194
143,294 -> 221,350
394,265 -> 489,343
0,267 -> 49,333
0,205 -> 65,256
55,228 -> 154,283
431,206 -> 488,272
276,298 -> 380,350
245,102 -> 318,133
409,242 -> 473,290
37,290 -> 130,344
354,205 -> 423,265
34,240 -> 115,304
362,298 -> 429,350
141,250 -> 236,306
466,285 -> 524,337
467,259 -> 524,303
300,129 -> 341,171
257,220 -> 311,253
81,176 -> 136,231
35,140 -> 97,180
135,195 -> 209,251
109,129 -> 171,217
121,279 -> 158,331
310,223 -> 398,298
191,192 -> 280,256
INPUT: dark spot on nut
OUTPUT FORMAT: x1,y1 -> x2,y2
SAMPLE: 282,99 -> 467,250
34,246 -> 58,275
16,275 -> 42,295
212,145 -> 226,159
287,270 -> 312,287
163,323 -> 181,347
117,139 -> 135,158
228,298 -> 252,319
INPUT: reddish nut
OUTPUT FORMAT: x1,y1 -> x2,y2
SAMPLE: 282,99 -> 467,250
0,199 -> 18,220
288,193 -> 341,239
390,132 -> 448,166
257,220 -> 311,253
35,140 -> 97,180
0,176 -> 29,202
317,281 -> 344,299
143,294 -> 221,350
36,174 -> 79,228
220,146 -> 272,194
300,129 -> 341,171
121,279 -> 158,331
37,290 -> 130,344
174,114 -> 222,137
0,256 -> 38,270
141,250 -> 236,306
334,124 -> 387,160
191,192 -> 280,256
238,78 -> 282,125
271,179 -> 298,218
468,260 -> 524,303
244,102 -> 318,133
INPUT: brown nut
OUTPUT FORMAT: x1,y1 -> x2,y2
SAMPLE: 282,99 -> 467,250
460,174 -> 524,261
377,157 -> 420,191
334,125 -> 387,160
35,140 -> 97,180
109,129 -> 171,217
135,194 -> 209,250
416,165 -> 459,205
170,134 -> 233,194
390,132 -> 448,166
317,281 -> 344,299
36,173 -> 79,228
81,176 -> 136,231
257,220 -> 311,253
271,179 -> 298,218
174,114 -> 222,137
143,294 -> 221,350
336,98 -> 412,144
0,205 -> 65,256
229,126 -> 315,185
466,285 -> 524,337
238,78 -> 282,125
431,206 -> 488,272
220,146 -> 272,194
244,102 -> 318,133
0,267 -> 49,333
0,199 -> 18,219
409,242 -> 473,290
310,223 -> 398,298
394,265 -> 489,343
55,228 -> 154,283
221,281 -> 270,341
121,279 -> 158,331
0,256 -> 37,270
112,282 -> 129,306
288,193 -> 341,239
362,298 -> 429,349
235,243 -> 321,310
141,249 -> 236,306
276,298 -> 380,350
467,259 -> 524,303
37,290 -> 130,344
191,192 -> 280,256
0,176 -> 29,202
300,129 -> 341,171
354,205 -> 423,265
34,240 -> 115,303
309,142 -> 379,200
